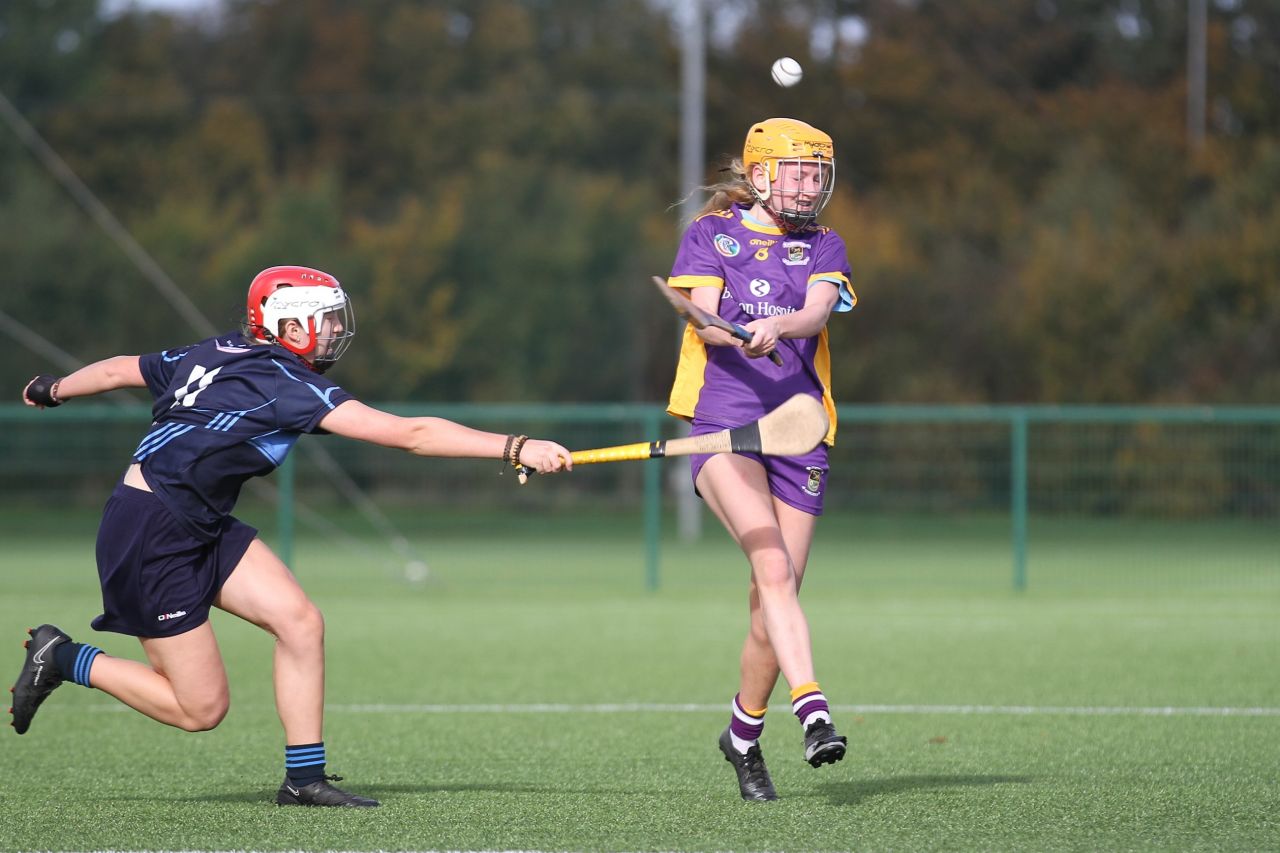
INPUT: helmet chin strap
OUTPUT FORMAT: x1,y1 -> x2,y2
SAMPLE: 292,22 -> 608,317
250,323 -> 323,373
748,185 -> 804,233
746,167 -> 807,233
745,175 -> 783,230
762,205 -> 795,232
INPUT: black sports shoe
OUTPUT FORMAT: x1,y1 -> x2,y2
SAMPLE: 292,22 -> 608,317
802,718 -> 847,767
718,727 -> 778,802
276,775 -> 380,808
10,624 -> 71,735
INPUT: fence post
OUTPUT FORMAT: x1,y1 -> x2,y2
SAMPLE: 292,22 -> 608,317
643,407 -> 663,591
277,453 -> 295,569
1011,410 -> 1028,591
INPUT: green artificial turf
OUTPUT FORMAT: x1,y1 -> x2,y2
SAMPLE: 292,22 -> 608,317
0,511 -> 1276,851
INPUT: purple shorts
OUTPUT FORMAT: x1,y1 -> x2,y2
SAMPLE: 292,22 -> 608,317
689,419 -> 830,516
92,482 -> 257,638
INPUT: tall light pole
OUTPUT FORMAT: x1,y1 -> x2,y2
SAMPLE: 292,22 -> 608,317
674,0 -> 705,541
679,0 -> 706,211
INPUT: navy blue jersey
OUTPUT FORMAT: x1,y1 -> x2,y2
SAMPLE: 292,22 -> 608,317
134,332 -> 353,541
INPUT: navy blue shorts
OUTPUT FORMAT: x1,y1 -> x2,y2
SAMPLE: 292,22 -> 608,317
92,482 -> 258,639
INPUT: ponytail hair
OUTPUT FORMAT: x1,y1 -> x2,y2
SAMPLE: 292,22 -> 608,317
672,158 -> 756,226
696,158 -> 755,218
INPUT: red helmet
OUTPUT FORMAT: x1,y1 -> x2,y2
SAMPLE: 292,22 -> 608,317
246,265 -> 355,372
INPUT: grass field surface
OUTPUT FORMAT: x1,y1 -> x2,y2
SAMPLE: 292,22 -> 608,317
0,508 -> 1277,852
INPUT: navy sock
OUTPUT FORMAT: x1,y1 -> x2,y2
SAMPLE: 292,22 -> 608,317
285,742 -> 326,788
52,641 -> 102,687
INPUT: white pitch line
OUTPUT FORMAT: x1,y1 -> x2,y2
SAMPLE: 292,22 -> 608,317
326,702 -> 1280,717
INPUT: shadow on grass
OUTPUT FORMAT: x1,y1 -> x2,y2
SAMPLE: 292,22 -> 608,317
158,782 -> 578,804
819,774 -> 1033,806
138,776 -> 1034,806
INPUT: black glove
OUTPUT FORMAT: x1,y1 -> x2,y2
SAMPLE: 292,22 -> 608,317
24,374 -> 62,407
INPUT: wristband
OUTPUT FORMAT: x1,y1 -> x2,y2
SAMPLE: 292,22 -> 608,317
510,435 -> 530,467
25,375 -> 62,407
500,434 -> 517,473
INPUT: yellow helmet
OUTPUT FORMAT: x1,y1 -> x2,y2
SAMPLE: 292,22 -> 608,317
742,117 -> 836,230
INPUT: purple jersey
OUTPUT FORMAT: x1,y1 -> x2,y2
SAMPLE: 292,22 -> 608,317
666,204 -> 855,443
135,332 -> 353,541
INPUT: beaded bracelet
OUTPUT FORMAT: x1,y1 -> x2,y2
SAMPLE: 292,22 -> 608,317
510,434 -> 530,468
500,434 -> 517,473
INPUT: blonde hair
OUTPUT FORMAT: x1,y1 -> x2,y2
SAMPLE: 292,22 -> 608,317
692,158 -> 757,220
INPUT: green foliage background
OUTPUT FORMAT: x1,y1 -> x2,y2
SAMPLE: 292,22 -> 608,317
3,0 -> 1279,404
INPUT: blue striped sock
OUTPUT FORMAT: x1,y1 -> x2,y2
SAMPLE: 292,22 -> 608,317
285,742 -> 326,788
53,642 -> 103,687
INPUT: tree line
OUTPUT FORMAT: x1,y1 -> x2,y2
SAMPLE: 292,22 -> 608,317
2,0 -> 1278,405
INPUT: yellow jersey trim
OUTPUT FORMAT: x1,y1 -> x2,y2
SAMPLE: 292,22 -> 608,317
810,272 -> 857,313
668,274 -> 724,291
665,324 -> 708,422
814,327 -> 838,446
739,217 -> 784,235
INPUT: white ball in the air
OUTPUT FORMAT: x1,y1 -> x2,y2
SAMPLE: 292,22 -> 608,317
770,57 -> 803,88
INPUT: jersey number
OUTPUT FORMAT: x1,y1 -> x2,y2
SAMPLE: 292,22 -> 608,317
171,365 -> 223,408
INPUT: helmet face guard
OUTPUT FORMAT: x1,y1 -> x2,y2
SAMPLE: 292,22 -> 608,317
246,266 -> 355,373
742,118 -> 836,231
756,156 -> 835,231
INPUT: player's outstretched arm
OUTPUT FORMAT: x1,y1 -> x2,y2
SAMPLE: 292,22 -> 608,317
22,356 -> 145,408
318,400 -> 573,474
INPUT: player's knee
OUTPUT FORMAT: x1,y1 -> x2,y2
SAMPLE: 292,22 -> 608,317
751,552 -> 796,592
276,599 -> 324,647
179,696 -> 230,732
300,601 -> 325,642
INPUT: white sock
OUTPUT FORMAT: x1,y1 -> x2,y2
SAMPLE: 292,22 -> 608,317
802,709 -> 831,728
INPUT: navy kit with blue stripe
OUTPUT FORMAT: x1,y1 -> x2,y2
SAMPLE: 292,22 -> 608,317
69,644 -> 101,686
93,332 -> 353,638
50,641 -> 103,687
10,269 -> 381,808
284,742 -> 328,788
133,333 -> 351,542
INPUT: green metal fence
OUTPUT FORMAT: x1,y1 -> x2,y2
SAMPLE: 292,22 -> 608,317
835,405 -> 1280,590
1,402 -> 1276,590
